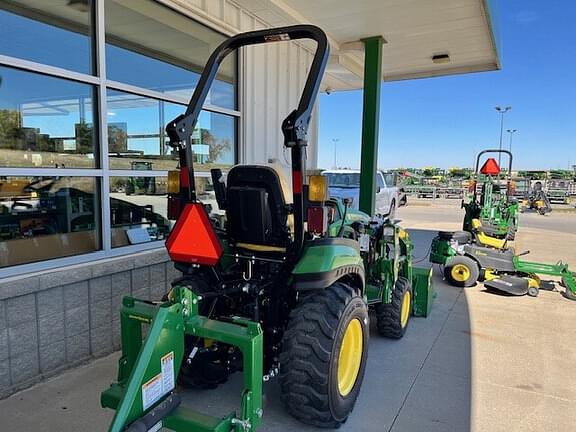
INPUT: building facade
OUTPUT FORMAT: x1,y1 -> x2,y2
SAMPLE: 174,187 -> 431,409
0,0 -> 318,397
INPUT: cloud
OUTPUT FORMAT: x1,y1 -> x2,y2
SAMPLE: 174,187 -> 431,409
515,10 -> 539,24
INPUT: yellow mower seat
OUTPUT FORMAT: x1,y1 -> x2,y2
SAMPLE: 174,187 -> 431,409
471,219 -> 507,249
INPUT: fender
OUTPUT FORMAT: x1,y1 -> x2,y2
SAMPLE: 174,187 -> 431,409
291,238 -> 365,291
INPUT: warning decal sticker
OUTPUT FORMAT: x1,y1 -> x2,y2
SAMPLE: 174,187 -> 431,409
161,351 -> 175,393
142,373 -> 163,411
141,351 -> 176,412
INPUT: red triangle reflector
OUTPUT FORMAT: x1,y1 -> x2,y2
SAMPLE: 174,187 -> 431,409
166,203 -> 223,265
480,158 -> 501,175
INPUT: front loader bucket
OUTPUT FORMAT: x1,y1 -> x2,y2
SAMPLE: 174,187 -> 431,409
101,287 -> 263,432
412,266 -> 435,317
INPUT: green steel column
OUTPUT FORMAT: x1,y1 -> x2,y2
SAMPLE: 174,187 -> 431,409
359,36 -> 384,216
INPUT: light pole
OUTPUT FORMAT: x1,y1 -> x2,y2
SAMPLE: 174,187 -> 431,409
495,106 -> 511,165
506,129 -> 517,153
332,138 -> 339,168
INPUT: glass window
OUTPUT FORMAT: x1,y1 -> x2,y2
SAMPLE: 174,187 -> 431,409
325,173 -> 361,187
110,176 -> 171,248
0,176 -> 100,268
105,0 -> 235,109
107,90 -> 236,172
0,66 -> 97,168
377,174 -> 385,188
0,0 -> 94,74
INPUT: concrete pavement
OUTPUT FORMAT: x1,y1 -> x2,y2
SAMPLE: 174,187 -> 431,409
1,206 -> 575,431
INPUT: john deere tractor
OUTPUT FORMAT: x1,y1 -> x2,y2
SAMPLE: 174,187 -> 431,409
101,25 -> 433,432
462,150 -> 519,240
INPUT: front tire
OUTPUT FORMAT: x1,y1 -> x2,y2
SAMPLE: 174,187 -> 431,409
444,256 -> 479,287
280,282 -> 369,428
375,277 -> 413,339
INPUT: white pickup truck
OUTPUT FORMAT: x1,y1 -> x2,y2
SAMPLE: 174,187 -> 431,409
322,169 -> 400,217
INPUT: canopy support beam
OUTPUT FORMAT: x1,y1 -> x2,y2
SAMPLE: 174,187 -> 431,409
359,36 -> 383,216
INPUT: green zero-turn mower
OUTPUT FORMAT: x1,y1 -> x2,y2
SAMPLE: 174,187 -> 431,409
462,149 -> 519,241
429,229 -> 576,300
101,25 -> 434,432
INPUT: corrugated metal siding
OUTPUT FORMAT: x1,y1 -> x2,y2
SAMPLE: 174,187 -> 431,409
161,0 -> 319,170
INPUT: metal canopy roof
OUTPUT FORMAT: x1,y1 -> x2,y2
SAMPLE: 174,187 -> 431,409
234,0 -> 500,91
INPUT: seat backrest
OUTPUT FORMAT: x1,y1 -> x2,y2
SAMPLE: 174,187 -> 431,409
471,219 -> 506,249
226,165 -> 291,250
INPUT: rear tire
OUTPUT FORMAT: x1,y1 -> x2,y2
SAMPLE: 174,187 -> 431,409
280,282 -> 369,428
444,255 -> 479,287
375,277 -> 413,339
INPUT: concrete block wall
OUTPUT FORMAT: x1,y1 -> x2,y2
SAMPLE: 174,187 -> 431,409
0,249 -> 179,399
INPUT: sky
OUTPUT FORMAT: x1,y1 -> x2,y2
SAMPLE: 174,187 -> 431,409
317,0 -> 576,171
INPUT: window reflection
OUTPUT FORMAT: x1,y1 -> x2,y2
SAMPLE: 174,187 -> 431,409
0,176 -> 100,267
0,66 -> 97,168
109,175 -> 224,248
0,0 -> 93,74
105,0 -> 235,109
110,176 -> 171,248
107,90 -> 236,171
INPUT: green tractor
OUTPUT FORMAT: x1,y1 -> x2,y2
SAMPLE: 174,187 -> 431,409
101,25 -> 434,432
462,149 -> 519,240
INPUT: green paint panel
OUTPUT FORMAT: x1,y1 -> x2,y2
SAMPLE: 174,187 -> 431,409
412,266 -> 435,317
292,243 -> 364,275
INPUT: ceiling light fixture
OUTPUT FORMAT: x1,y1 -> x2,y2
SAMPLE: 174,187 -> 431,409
67,0 -> 90,13
432,53 -> 450,64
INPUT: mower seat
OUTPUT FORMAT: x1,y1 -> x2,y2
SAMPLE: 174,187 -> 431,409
226,164 -> 293,253
471,219 -> 506,249
438,231 -> 472,244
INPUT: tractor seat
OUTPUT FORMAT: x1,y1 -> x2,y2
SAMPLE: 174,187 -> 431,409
437,231 -> 472,244
471,219 -> 506,249
226,164 -> 293,253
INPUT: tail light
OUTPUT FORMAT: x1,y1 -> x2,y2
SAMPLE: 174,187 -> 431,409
307,206 -> 328,235
167,195 -> 181,220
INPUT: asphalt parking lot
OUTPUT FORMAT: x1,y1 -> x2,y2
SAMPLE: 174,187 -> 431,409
1,204 -> 575,431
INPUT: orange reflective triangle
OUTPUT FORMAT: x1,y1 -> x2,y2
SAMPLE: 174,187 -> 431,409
166,203 -> 223,265
480,158 -> 501,175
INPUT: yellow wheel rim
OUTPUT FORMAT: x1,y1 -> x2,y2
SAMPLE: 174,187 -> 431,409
337,318 -> 363,397
451,264 -> 470,282
400,290 -> 411,328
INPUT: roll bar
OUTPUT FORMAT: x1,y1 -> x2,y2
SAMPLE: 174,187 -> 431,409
475,149 -> 513,176
474,149 -> 514,198
166,25 -> 329,257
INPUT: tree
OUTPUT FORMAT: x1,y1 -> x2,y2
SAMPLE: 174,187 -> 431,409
200,129 -> 231,164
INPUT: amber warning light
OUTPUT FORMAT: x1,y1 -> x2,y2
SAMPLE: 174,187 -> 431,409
166,203 -> 223,265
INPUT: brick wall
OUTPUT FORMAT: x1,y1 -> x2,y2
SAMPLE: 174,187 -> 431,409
0,249 -> 179,399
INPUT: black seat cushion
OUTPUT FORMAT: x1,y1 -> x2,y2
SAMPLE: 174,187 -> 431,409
438,231 -> 472,243
226,165 -> 290,247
